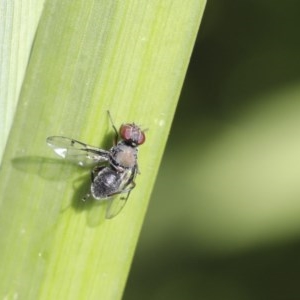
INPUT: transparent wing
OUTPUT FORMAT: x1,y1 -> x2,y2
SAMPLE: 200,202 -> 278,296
105,169 -> 137,219
105,191 -> 131,219
46,136 -> 110,166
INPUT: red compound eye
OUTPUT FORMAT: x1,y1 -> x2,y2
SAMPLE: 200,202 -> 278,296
135,129 -> 146,145
120,124 -> 145,145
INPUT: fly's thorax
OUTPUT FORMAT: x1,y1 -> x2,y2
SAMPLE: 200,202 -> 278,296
110,142 -> 138,169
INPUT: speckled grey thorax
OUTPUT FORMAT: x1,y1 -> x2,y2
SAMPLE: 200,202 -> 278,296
109,141 -> 138,170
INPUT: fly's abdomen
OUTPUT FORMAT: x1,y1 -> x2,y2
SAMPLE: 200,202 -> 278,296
91,167 -> 120,199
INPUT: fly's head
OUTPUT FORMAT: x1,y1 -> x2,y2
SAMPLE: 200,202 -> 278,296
119,123 -> 145,147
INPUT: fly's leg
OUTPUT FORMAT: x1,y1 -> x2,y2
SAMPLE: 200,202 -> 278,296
107,110 -> 119,145
136,162 -> 141,174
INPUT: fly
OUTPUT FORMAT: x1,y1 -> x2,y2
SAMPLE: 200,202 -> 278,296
46,111 -> 145,219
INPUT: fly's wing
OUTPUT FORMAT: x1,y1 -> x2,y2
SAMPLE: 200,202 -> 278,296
105,191 -> 131,219
46,136 -> 110,166
105,168 -> 137,219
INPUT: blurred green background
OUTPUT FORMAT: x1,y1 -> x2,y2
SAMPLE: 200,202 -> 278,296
124,1 -> 300,300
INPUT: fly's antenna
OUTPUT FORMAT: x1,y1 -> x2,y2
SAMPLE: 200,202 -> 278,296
107,110 -> 119,143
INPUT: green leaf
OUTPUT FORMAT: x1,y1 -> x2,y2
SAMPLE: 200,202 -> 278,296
0,0 -> 206,299
0,0 -> 45,162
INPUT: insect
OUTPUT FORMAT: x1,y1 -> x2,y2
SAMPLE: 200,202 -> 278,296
46,112 -> 145,219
